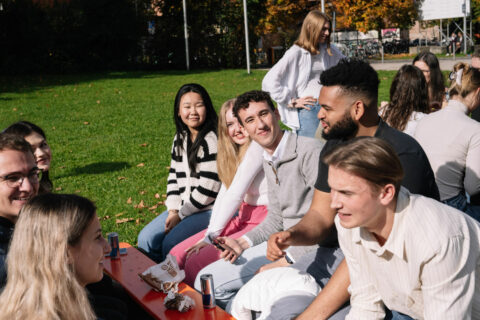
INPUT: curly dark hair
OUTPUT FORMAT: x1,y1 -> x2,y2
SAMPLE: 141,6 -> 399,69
232,90 -> 275,124
320,58 -> 379,110
381,65 -> 430,131
413,52 -> 445,109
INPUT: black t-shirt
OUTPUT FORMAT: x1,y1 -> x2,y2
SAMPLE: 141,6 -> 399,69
471,108 -> 480,123
0,216 -> 14,289
315,119 -> 440,200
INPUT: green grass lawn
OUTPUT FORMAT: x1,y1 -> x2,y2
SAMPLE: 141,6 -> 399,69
0,69 -> 396,245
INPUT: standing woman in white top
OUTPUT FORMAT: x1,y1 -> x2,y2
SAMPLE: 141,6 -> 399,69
262,10 -> 344,137
169,99 -> 268,286
380,64 -> 430,136
415,62 -> 480,221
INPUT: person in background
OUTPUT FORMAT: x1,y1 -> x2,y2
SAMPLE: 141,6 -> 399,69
138,83 -> 221,262
0,193 -> 111,320
456,31 -> 464,54
446,32 -> 457,56
380,65 -> 430,136
413,52 -> 445,110
169,99 -> 268,286
415,62 -> 480,221
262,10 -> 344,137
3,121 -> 53,194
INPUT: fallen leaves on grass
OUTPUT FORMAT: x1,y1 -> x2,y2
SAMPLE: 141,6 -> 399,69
116,217 -> 135,224
126,197 -> 132,204
154,193 -> 160,199
115,212 -> 125,217
134,200 -> 146,209
55,187 -> 62,191
102,215 -> 111,221
83,121 -> 89,125
139,190 -> 146,195
137,163 -> 145,167
117,176 -> 127,180
140,143 -> 148,147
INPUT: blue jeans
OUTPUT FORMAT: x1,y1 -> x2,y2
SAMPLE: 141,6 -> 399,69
443,193 -> 480,222
297,102 -> 321,138
385,309 -> 414,320
137,209 -> 212,262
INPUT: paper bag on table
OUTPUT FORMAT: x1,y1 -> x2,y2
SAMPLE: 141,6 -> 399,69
139,254 -> 185,293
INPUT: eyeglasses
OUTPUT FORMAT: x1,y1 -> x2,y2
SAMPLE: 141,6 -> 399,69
0,168 -> 40,188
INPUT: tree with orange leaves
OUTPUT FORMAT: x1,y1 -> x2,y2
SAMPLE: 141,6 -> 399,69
330,0 -> 418,33
258,0 -> 418,39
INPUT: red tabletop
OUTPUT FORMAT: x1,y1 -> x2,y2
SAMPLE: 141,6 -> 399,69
103,242 -> 235,320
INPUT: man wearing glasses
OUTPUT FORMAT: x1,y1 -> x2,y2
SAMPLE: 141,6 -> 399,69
0,133 -> 39,287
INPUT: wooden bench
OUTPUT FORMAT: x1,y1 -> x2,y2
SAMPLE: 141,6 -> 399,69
103,242 -> 235,320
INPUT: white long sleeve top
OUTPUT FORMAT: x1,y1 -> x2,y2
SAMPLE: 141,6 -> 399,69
262,44 -> 344,131
414,99 -> 480,200
338,188 -> 480,320
203,141 -> 268,242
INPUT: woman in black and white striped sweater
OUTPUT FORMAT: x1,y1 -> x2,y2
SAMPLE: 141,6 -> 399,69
138,83 -> 221,262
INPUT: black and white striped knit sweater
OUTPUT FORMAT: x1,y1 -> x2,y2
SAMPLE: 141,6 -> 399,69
165,131 -> 221,219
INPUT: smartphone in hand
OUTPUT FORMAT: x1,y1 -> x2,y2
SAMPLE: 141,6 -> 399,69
209,235 -> 225,252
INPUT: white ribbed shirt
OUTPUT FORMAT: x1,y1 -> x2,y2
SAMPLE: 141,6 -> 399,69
414,99 -> 480,200
337,188 -> 480,320
204,141 -> 268,242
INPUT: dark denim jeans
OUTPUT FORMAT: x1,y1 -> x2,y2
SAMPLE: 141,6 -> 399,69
443,192 -> 480,222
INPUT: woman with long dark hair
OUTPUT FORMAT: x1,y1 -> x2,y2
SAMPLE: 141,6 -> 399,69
380,64 -> 430,136
138,83 -> 221,262
413,52 -> 445,110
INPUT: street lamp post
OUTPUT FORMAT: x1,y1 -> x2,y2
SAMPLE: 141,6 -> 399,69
182,0 -> 190,71
243,0 -> 251,74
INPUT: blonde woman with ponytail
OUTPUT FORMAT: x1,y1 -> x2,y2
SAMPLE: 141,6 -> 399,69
170,99 -> 268,286
415,62 -> 480,220
0,193 -> 110,320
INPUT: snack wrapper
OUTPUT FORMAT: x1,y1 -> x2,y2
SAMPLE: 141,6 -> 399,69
139,254 -> 185,293
164,291 -> 195,312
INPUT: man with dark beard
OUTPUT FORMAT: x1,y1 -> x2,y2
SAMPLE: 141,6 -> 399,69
231,59 -> 440,319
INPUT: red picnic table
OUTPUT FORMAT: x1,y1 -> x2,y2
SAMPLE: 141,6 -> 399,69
103,242 -> 236,320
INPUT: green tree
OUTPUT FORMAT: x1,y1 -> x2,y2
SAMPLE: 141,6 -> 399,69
148,0 -> 265,68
